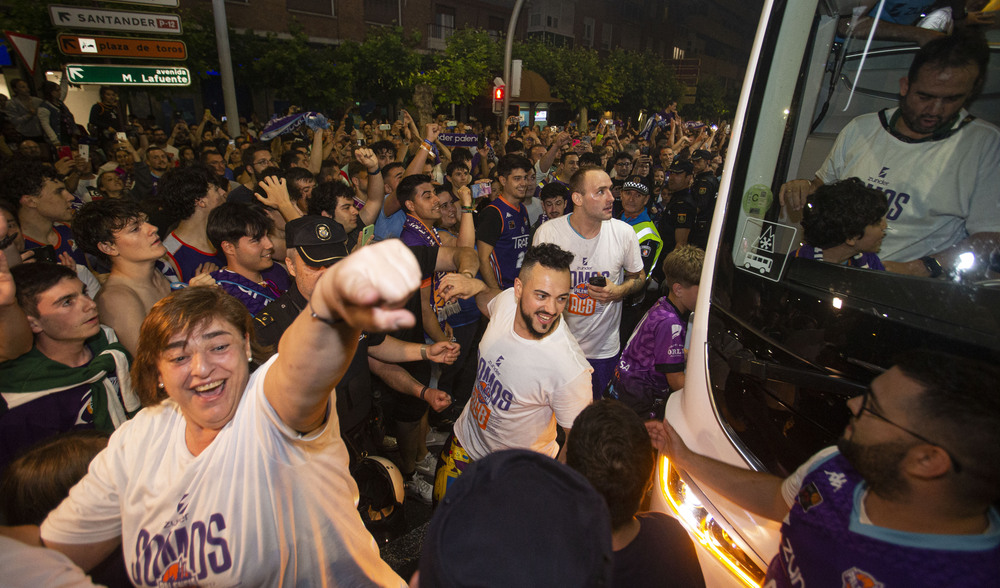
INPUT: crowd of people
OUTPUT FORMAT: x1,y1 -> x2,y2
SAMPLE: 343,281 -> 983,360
0,25 -> 997,588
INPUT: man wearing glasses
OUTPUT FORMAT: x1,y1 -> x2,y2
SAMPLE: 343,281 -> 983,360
227,143 -> 275,204
648,351 -> 1000,587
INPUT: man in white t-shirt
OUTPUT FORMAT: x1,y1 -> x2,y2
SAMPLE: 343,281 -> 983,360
780,32 -> 999,279
433,243 -> 593,502
533,167 -> 645,399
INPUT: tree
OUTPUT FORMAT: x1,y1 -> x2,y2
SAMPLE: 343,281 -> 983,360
340,26 -> 421,108
684,75 -> 732,122
419,29 -> 502,109
608,49 -> 684,119
515,40 -> 621,127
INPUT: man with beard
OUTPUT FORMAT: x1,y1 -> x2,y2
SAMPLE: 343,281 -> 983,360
433,243 -> 593,502
648,351 -> 1000,587
780,32 -> 999,278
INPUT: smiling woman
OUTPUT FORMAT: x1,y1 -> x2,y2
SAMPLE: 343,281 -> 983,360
28,240 -> 421,587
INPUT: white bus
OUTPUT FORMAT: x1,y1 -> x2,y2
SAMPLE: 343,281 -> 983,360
653,2 -> 1000,586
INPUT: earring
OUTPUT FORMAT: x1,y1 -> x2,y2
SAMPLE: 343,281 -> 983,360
247,353 -> 253,362
157,381 -> 164,389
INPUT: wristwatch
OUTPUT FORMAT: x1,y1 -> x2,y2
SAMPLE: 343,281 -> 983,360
920,256 -> 943,278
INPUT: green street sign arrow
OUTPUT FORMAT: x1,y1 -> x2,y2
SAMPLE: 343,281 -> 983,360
65,64 -> 191,86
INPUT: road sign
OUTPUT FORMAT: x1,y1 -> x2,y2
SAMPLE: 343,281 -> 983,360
3,31 -> 39,75
65,64 -> 190,86
58,34 -> 186,60
49,5 -> 182,35
101,0 -> 179,7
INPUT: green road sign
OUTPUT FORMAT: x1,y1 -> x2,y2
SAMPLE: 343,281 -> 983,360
65,64 -> 190,86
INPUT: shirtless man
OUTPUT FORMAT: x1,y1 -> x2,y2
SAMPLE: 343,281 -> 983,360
73,199 -> 198,354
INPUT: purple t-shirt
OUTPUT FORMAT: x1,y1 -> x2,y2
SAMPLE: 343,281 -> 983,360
615,296 -> 688,399
768,450 -> 1000,587
794,245 -> 885,270
211,264 -> 290,316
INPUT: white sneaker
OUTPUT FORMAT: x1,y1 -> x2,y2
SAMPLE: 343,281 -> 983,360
405,474 -> 433,504
415,452 -> 437,477
425,428 -> 450,447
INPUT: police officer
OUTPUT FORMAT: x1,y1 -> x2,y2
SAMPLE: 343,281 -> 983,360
619,175 -> 664,346
690,149 -> 720,248
654,160 -> 697,284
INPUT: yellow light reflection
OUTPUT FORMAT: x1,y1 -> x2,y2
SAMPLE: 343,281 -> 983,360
659,457 -> 766,587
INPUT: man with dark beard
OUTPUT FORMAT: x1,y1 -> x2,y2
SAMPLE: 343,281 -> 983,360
779,32 -> 998,279
433,243 -> 593,502
648,351 -> 1000,587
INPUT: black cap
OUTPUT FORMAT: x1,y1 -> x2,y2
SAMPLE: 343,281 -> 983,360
622,175 -> 649,196
420,450 -> 613,588
690,149 -> 712,161
285,215 -> 348,267
669,159 -> 694,175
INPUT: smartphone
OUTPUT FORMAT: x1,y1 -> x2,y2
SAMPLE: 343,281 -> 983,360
604,119 -> 613,125
446,120 -> 457,128
357,138 -> 365,146
398,110 -> 406,122
116,132 -> 127,142
221,116 -> 228,122
360,224 -> 375,247
588,275 -> 607,287
57,145 -> 72,160
31,245 -> 59,264
711,124 -> 719,131
640,146 -> 649,155
471,183 -> 491,200
78,144 -> 90,159
379,124 -> 391,131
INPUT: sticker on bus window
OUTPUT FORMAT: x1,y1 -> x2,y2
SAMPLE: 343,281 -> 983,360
742,184 -> 773,218
736,218 -> 797,282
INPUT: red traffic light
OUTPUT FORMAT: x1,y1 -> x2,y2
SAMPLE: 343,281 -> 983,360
494,86 -> 505,101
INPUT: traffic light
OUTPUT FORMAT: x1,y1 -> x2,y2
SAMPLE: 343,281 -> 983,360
492,84 -> 505,114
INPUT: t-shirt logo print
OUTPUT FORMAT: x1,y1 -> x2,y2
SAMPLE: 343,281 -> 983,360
841,566 -> 885,588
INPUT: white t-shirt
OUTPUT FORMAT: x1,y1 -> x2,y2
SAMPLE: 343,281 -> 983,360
0,536 -> 102,587
454,288 -> 592,460
41,355 -> 405,588
816,108 -> 1000,262
533,214 -> 644,359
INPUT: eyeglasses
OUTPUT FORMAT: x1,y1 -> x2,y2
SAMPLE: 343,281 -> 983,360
852,387 -> 962,473
253,158 -> 273,167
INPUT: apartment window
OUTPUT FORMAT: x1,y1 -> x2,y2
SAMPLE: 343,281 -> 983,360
287,0 -> 334,16
673,46 -> 685,60
601,23 -> 612,50
364,0 -> 397,24
583,17 -> 594,47
432,5 -> 455,38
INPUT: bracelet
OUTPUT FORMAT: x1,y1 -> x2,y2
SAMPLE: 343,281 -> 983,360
309,301 -> 343,326
419,143 -> 434,154
420,386 -> 428,400
368,167 -> 380,175
420,344 -> 429,360
461,206 -> 474,212
423,139 -> 435,147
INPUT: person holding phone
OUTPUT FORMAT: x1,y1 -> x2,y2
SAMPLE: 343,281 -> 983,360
533,167 -> 645,400
87,87 -> 125,155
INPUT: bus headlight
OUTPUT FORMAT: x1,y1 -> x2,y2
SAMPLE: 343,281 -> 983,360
660,457 -> 767,587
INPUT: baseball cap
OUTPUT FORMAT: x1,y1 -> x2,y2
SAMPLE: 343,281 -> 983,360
419,450 -> 613,588
669,159 -> 694,175
690,149 -> 712,161
622,175 -> 649,196
285,215 -> 348,267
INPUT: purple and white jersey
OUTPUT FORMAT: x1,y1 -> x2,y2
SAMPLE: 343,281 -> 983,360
162,233 -> 225,282
769,449 -> 1000,587
794,245 -> 886,271
615,296 -> 688,398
